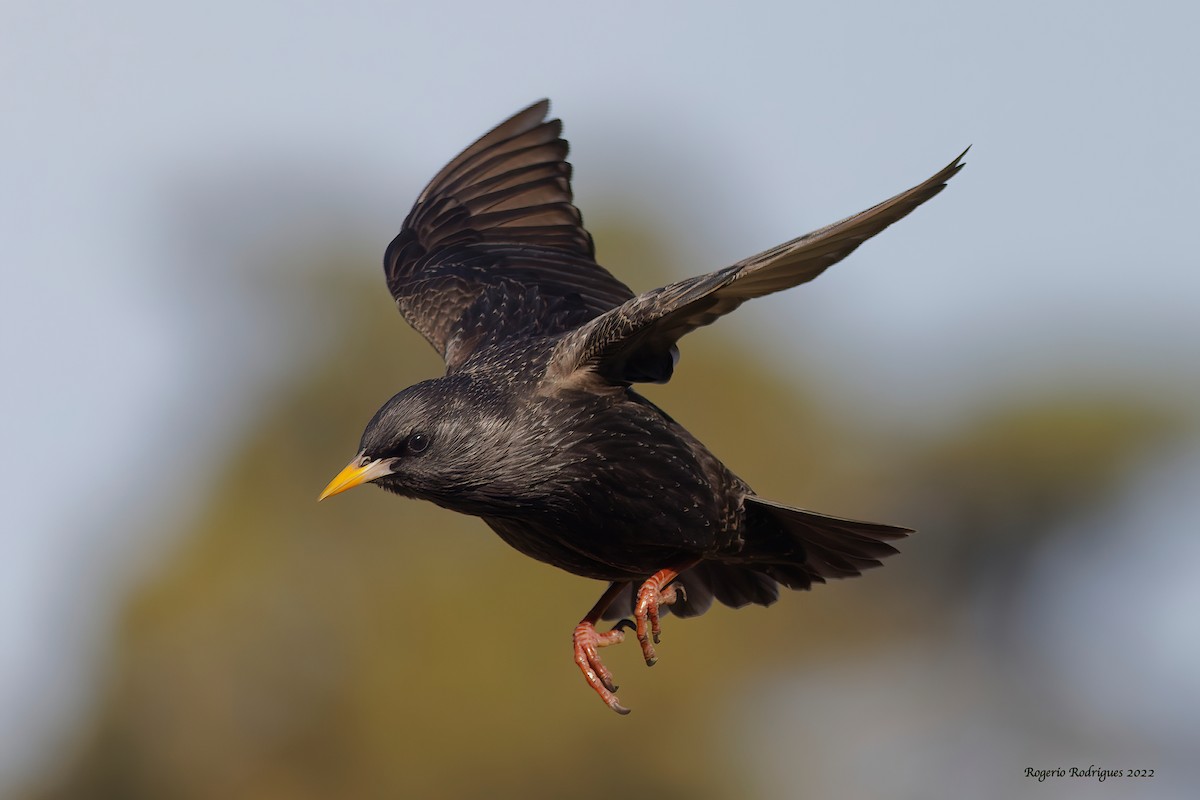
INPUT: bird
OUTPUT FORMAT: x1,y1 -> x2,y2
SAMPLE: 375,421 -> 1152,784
320,99 -> 965,714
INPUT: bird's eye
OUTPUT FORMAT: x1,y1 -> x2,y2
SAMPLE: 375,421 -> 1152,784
406,432 -> 431,454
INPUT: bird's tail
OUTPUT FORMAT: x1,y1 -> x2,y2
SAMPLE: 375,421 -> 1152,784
606,497 -> 910,619
740,496 -> 909,582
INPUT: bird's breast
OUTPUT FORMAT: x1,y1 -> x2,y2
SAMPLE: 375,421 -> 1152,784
460,392 -> 743,578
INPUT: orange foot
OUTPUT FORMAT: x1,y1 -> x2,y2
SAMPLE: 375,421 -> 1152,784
572,618 -> 631,715
572,567 -> 692,714
633,567 -> 685,666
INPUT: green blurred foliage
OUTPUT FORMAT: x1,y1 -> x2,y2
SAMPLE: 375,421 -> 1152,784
22,220 -> 1178,800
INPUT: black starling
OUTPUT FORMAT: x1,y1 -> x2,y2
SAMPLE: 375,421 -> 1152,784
321,100 -> 965,714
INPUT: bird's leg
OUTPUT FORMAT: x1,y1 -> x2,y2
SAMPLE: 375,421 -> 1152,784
573,581 -> 633,715
633,561 -> 698,666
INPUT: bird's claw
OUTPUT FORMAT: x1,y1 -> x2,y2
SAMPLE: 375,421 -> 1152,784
573,570 -> 688,713
612,618 -> 637,635
573,620 -> 630,714
634,576 -> 683,666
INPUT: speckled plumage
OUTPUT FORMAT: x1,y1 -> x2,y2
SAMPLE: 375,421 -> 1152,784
324,100 -> 964,711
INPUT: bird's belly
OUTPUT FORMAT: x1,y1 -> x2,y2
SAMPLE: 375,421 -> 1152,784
482,515 -> 693,582
481,478 -> 726,582
482,516 -> 631,580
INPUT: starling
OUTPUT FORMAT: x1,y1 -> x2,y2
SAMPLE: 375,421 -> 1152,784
321,100 -> 965,714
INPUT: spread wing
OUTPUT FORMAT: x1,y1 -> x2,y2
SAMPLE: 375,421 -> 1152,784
383,100 -> 635,371
550,149 -> 967,385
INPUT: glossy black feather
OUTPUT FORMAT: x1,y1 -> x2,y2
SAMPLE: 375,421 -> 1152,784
551,149 -> 968,385
383,100 -> 635,370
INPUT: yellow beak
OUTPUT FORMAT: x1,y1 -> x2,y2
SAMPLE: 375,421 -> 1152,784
318,456 -> 394,501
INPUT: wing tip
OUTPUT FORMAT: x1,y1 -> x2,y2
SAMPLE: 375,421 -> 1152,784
940,145 -> 971,182
516,98 -> 553,126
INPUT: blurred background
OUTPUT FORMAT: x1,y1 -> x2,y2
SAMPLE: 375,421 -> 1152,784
3,1 -> 1198,798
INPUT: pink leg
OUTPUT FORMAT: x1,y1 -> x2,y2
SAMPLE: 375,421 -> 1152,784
573,582 -> 632,715
633,566 -> 688,666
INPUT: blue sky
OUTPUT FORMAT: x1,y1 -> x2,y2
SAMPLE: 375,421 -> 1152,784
2,0 -> 1198,790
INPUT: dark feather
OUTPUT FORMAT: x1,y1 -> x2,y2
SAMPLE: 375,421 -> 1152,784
596,495 -> 909,622
551,149 -> 968,385
383,100 -> 635,370
736,496 -> 911,589
600,562 -> 780,621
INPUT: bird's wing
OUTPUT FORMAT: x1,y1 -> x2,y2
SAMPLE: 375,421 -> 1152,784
383,100 -> 636,371
549,149 -> 967,385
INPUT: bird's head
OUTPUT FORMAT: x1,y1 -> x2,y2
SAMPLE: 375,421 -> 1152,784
319,375 -> 508,507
